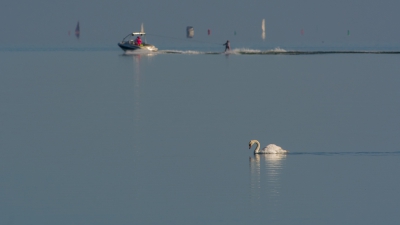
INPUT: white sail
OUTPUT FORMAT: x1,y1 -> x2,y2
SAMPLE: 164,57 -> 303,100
261,19 -> 266,40
187,26 -> 194,38
141,23 -> 144,33
261,19 -> 265,32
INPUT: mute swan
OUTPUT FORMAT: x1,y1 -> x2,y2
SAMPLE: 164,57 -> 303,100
249,140 -> 288,154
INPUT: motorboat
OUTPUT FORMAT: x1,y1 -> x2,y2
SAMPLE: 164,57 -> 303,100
118,32 -> 158,52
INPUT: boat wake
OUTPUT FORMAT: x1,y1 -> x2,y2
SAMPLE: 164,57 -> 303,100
160,50 -> 205,54
157,47 -> 400,55
158,47 -> 286,55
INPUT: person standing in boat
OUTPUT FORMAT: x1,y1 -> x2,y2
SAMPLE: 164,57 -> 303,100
223,40 -> 230,52
135,36 -> 142,46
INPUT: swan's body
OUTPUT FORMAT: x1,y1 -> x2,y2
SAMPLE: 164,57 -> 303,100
249,140 -> 288,154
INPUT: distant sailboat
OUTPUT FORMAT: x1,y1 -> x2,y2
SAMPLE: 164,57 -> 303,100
208,29 -> 211,35
187,26 -> 194,38
75,21 -> 80,39
261,19 -> 265,40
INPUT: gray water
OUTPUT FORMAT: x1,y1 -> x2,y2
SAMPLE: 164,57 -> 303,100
1,47 -> 400,225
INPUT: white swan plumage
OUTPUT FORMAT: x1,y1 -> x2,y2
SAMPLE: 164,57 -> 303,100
249,139 -> 288,154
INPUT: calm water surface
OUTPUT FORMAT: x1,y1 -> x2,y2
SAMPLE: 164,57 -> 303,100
1,47 -> 400,225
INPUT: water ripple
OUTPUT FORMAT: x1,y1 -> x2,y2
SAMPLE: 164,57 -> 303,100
289,151 -> 400,156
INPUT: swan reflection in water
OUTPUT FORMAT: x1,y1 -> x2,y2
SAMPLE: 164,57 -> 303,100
249,153 -> 287,212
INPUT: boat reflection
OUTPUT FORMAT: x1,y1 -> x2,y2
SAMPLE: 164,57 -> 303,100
249,154 -> 286,211
133,54 -> 142,77
130,53 -> 155,129
131,54 -> 152,156
128,53 -> 152,157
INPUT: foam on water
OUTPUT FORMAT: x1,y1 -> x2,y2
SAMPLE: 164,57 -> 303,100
123,49 -> 156,55
157,47 -> 289,55
152,47 -> 400,55
159,50 -> 204,54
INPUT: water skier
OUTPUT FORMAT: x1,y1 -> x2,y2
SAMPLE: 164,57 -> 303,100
223,40 -> 230,52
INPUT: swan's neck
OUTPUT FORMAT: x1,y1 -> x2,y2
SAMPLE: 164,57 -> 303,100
254,140 -> 261,153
